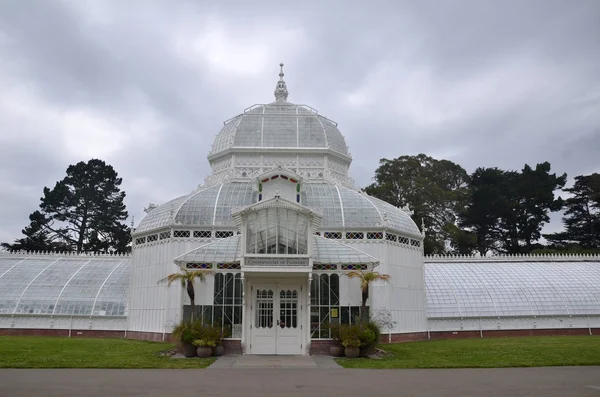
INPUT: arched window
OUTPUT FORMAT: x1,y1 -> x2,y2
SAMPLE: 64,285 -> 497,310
245,207 -> 309,255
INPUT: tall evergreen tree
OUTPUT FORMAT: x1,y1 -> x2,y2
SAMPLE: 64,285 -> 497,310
460,167 -> 512,255
2,159 -> 131,253
365,154 -> 470,254
461,162 -> 566,255
545,173 -> 600,248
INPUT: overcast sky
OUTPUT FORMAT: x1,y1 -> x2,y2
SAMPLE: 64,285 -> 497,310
1,0 -> 599,245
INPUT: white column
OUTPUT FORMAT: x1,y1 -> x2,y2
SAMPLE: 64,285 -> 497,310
240,271 -> 246,353
306,272 -> 312,354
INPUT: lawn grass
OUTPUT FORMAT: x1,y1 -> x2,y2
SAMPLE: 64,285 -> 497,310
336,336 -> 600,369
0,336 -> 215,369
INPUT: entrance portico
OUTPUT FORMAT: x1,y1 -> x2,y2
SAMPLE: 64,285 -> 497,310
174,193 -> 379,356
244,273 -> 308,355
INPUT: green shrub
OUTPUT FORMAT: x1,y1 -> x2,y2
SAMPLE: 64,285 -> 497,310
365,318 -> 382,345
172,319 -> 203,344
329,322 -> 342,342
340,325 -> 362,348
193,338 -> 216,348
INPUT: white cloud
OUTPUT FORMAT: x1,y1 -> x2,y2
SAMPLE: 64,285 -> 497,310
173,16 -> 307,78
0,79 -> 163,161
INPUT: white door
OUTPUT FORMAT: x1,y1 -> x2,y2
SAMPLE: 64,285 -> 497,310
251,283 -> 303,355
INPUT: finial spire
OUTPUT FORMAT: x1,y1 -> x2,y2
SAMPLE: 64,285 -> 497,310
274,62 -> 289,102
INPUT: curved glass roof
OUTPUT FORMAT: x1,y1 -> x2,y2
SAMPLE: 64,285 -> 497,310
209,102 -> 348,157
174,235 -> 378,266
0,253 -> 130,316
135,182 -> 420,237
312,236 -> 379,265
424,260 -> 600,318
175,235 -> 242,264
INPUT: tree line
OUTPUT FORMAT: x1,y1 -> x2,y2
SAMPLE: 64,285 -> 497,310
365,154 -> 600,255
3,155 -> 599,255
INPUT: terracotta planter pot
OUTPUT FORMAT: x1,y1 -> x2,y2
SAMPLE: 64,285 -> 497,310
213,345 -> 224,356
182,342 -> 197,358
344,347 -> 360,358
196,346 -> 212,358
330,345 -> 344,357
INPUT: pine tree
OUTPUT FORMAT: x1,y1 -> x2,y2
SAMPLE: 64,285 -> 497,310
545,173 -> 600,249
2,159 -> 131,252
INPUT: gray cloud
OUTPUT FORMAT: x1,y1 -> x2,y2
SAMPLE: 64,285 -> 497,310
1,0 -> 599,244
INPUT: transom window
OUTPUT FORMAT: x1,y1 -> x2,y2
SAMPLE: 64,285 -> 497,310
245,207 -> 309,255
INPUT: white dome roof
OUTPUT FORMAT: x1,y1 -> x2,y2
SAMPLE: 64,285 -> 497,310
135,181 -> 420,237
209,102 -> 349,157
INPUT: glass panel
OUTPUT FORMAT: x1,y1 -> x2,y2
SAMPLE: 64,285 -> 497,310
279,289 -> 298,329
245,207 -> 309,255
255,289 -> 274,329
176,235 -> 241,264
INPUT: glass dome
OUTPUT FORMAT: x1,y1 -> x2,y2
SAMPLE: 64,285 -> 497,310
134,65 -> 421,239
134,181 -> 421,237
209,102 -> 348,157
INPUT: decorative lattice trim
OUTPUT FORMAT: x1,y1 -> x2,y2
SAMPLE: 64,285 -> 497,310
346,231 -> 364,240
187,263 -> 212,269
147,234 -> 158,242
217,263 -> 241,270
324,231 -> 342,239
159,231 -> 171,240
193,230 -> 212,239
410,239 -> 421,247
215,231 -> 234,239
135,237 -> 146,245
385,233 -> 397,242
313,264 -> 337,271
341,264 -> 368,271
173,230 -> 191,238
398,236 -> 410,245
366,232 -> 383,240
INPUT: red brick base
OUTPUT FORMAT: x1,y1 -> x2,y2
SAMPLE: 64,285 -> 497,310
310,339 -> 337,355
222,339 -> 242,355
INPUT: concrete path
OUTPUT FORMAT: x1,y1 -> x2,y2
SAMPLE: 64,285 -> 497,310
208,354 -> 341,369
1,366 -> 600,396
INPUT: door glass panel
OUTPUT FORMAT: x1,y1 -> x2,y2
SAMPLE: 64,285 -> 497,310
279,289 -> 298,328
256,289 -> 274,328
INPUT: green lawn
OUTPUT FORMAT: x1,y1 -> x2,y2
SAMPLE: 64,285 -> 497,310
0,337 -> 215,369
336,336 -> 600,369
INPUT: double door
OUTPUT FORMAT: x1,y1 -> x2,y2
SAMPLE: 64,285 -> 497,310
251,283 -> 303,355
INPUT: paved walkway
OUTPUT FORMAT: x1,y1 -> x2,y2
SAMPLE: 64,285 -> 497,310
208,354 -> 342,369
2,366 -> 600,396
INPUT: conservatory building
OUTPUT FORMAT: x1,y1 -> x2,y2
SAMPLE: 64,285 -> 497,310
1,65 -> 600,354
128,65 -> 426,355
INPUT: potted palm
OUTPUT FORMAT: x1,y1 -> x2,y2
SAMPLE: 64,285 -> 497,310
161,269 -> 212,357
